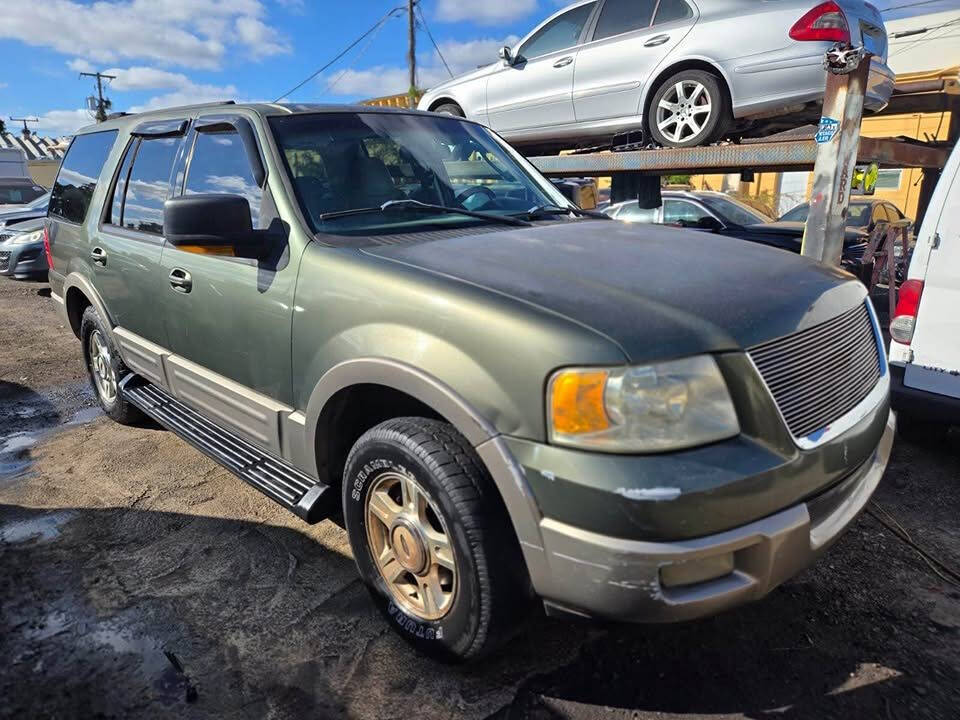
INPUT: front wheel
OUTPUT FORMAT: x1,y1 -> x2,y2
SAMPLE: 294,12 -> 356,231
647,70 -> 730,148
342,417 -> 530,662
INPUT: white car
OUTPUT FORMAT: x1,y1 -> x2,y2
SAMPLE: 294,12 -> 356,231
888,141 -> 960,435
418,0 -> 895,151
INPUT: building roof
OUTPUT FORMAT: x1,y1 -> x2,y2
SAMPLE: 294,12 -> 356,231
0,131 -> 69,161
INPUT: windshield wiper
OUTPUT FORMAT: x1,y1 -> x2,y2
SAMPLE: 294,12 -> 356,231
318,199 -> 531,227
520,204 -> 611,221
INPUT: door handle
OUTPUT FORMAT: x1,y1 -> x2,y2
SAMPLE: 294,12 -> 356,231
168,268 -> 193,293
553,56 -> 574,68
644,34 -> 670,47
90,246 -> 107,266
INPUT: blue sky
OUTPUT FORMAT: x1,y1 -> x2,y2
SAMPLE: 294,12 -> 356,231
0,0 -> 957,137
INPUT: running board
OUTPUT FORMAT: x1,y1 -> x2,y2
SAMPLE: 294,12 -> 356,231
120,375 -> 334,523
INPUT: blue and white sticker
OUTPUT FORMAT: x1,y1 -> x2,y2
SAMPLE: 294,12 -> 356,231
815,117 -> 840,144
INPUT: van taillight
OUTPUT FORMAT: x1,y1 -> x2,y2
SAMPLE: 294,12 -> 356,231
790,2 -> 851,43
43,225 -> 54,270
890,279 -> 924,345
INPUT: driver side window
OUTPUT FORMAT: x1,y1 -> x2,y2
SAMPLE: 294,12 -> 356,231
185,129 -> 262,228
663,199 -> 710,224
518,3 -> 596,60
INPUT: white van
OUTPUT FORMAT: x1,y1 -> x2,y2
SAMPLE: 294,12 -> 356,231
0,148 -> 30,179
889,141 -> 960,433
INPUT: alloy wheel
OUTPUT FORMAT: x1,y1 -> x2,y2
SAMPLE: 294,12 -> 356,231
88,330 -> 118,405
656,80 -> 713,144
365,471 -> 457,621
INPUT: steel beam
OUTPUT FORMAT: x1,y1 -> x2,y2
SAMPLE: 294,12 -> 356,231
802,49 -> 871,266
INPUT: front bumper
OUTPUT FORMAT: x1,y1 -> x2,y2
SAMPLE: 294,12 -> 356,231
0,241 -> 48,279
528,411 -> 894,622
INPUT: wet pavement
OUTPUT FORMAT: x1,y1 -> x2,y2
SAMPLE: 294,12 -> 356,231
1,276 -> 959,720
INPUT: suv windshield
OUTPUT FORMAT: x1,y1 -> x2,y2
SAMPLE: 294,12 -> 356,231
269,112 -> 567,237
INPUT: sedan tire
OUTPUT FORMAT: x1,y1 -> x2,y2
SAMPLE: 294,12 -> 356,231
648,70 -> 730,148
432,103 -> 464,117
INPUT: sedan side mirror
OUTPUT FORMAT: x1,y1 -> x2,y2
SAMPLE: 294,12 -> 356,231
164,194 -> 264,258
499,46 -> 514,66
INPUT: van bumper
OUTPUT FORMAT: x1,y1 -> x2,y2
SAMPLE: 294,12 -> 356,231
526,411 -> 894,622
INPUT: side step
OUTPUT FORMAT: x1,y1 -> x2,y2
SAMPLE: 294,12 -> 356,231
120,374 -> 334,523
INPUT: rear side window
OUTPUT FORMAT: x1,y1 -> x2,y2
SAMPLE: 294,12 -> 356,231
184,130 -> 262,227
654,0 -> 693,25
119,137 -> 179,235
49,130 -> 118,224
594,0 -> 656,41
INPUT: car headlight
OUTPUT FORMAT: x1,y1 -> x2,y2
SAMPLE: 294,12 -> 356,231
548,356 -> 740,452
10,230 -> 44,245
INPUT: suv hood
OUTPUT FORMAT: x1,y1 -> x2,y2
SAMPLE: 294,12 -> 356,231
365,221 -> 867,363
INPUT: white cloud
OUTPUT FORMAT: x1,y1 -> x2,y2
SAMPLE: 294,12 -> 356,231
323,35 -> 519,98
435,0 -> 538,25
33,109 -> 95,136
0,0 -> 288,70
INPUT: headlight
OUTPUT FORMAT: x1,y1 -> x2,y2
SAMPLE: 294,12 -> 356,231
548,356 -> 740,452
11,230 -> 43,245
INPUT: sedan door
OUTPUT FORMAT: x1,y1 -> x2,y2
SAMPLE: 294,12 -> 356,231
572,0 -> 697,123
486,2 -> 597,133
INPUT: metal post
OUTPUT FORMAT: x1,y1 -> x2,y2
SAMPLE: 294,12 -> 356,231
802,46 -> 871,266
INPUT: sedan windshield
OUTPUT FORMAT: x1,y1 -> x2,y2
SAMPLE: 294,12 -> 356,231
0,183 -> 46,206
779,202 -> 873,227
269,112 -> 569,237
699,195 -> 771,225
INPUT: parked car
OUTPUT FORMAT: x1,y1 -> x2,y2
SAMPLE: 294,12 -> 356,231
0,191 -> 50,230
0,178 -> 47,207
47,103 -> 892,661
780,197 -> 911,232
889,140 -> 960,436
0,147 -> 31,179
418,0 -> 894,150
605,189 -> 868,267
0,217 -> 47,280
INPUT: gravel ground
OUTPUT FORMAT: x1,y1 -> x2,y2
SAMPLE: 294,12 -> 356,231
1,275 -> 958,720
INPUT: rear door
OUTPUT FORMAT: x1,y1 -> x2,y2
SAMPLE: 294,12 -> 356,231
92,120 -> 187,347
159,113 -> 298,409
486,2 -> 597,132
572,0 -> 696,123
909,157 -> 960,379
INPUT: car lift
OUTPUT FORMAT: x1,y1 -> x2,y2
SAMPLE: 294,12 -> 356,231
523,46 -> 951,271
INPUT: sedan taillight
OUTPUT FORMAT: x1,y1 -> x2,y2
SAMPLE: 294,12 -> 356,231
790,2 -> 851,43
43,224 -> 54,270
890,279 -> 924,345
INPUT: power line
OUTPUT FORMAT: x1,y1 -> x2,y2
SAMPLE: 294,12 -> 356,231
888,16 -> 960,57
416,4 -> 453,79
881,0 -> 948,12
273,5 -> 405,103
323,15 -> 389,94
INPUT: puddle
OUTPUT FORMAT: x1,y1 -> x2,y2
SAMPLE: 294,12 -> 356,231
23,610 -> 74,642
0,431 -> 43,455
68,407 -> 102,425
0,510 -> 77,543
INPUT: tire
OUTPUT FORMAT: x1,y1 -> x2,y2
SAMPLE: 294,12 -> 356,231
80,306 -> 143,425
647,70 -> 731,148
342,417 -> 530,662
432,103 -> 464,117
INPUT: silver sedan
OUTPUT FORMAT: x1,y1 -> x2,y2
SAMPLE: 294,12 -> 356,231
418,0 -> 894,150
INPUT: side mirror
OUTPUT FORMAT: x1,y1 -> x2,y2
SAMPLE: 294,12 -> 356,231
164,194 -> 263,258
695,216 -> 723,232
499,46 -> 514,66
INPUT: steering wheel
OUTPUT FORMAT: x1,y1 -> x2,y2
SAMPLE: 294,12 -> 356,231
455,185 -> 497,207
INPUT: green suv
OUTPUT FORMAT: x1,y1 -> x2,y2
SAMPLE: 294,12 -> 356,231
45,103 -> 894,661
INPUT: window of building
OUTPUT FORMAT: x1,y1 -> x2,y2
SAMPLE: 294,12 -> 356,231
49,130 -> 118,224
875,169 -> 902,190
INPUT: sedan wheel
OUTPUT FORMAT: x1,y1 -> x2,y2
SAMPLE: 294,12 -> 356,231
656,80 -> 713,145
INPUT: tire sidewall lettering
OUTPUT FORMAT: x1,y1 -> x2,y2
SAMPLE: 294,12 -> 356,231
350,458 -> 411,503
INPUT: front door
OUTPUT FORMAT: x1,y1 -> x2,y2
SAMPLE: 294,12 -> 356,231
159,115 -> 298,407
573,0 -> 697,123
486,2 -> 597,132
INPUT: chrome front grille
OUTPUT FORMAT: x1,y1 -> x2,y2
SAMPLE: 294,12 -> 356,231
749,303 -> 881,440
0,251 -> 9,272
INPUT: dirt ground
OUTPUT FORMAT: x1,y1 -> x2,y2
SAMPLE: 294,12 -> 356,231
1,275 -> 958,720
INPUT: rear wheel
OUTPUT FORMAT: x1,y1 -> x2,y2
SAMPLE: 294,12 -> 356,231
647,70 -> 730,148
432,102 -> 464,117
80,306 -> 143,425
342,417 -> 530,662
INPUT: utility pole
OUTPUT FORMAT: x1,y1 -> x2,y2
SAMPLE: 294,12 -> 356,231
9,117 -> 39,139
407,0 -> 417,108
79,71 -> 116,122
